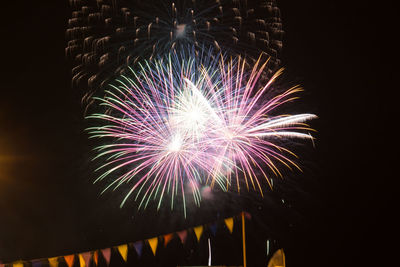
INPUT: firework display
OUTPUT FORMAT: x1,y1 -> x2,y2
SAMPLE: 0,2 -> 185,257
65,0 -> 316,213
66,0 -> 283,108
87,51 -> 316,215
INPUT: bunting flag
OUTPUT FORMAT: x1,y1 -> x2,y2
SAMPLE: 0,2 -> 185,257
117,244 -> 128,262
147,237 -> 158,256
78,254 -> 84,267
100,248 -> 111,266
48,257 -> 59,267
79,252 -> 91,267
0,212 -> 249,266
32,259 -> 44,267
177,230 -> 187,244
267,249 -> 286,267
163,233 -> 174,247
93,251 -> 98,266
209,222 -> 217,236
224,217 -> 234,233
193,225 -> 203,242
132,241 -> 143,258
244,211 -> 252,220
64,255 -> 75,267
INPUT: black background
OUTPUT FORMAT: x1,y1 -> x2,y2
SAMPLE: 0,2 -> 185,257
0,1 -> 393,266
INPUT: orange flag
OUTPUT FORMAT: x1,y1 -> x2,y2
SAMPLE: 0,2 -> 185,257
117,244 -> 128,262
224,217 -> 234,233
193,225 -> 203,242
64,255 -> 75,267
147,237 -> 158,256
48,257 -> 59,267
93,251 -> 99,266
163,233 -> 173,247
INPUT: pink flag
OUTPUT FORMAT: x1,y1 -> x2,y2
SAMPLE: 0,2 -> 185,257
101,248 -> 111,266
244,211 -> 252,220
177,230 -> 187,244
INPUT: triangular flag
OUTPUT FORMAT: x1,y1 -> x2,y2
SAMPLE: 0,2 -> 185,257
78,254 -> 84,267
64,255 -> 75,267
193,225 -> 203,242
267,249 -> 286,267
147,237 -> 158,256
117,244 -> 128,262
133,241 -> 143,258
13,261 -> 23,267
48,257 -> 59,267
33,259 -> 44,267
224,217 -> 234,233
101,248 -> 111,266
209,222 -> 217,236
93,251 -> 98,266
79,252 -> 91,267
163,233 -> 173,247
177,230 -> 187,244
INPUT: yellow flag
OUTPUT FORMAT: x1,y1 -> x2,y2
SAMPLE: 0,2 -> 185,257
117,244 -> 128,262
267,249 -> 286,267
48,257 -> 59,267
79,252 -> 91,267
193,225 -> 203,242
13,261 -> 23,267
78,254 -> 85,267
224,217 -> 234,233
147,237 -> 158,256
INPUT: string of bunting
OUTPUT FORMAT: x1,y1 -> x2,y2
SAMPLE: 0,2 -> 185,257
0,212 -> 251,267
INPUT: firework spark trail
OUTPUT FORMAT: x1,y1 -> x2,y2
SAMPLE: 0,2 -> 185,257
88,52 -> 316,214
193,55 -> 317,192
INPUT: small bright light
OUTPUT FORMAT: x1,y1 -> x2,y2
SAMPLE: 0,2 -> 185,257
168,135 -> 182,152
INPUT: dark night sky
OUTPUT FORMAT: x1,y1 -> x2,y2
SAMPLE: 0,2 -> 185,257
0,1 -> 392,266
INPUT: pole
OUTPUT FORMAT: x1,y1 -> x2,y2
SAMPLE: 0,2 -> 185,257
208,238 -> 212,266
242,212 -> 247,267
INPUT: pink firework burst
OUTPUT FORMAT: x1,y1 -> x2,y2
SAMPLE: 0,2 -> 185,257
87,52 -> 316,215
